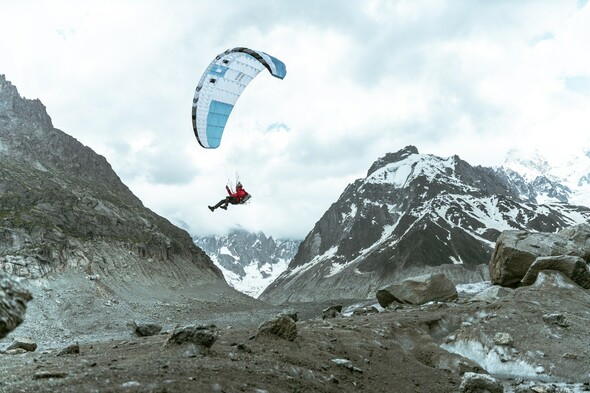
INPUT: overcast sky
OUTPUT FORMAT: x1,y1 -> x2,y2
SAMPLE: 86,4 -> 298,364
1,0 -> 589,240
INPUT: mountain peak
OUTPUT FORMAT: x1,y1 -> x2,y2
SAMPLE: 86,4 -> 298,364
367,145 -> 419,177
260,147 -> 590,304
502,149 -> 552,182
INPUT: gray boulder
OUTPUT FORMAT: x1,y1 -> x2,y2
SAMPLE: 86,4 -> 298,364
57,342 -> 80,356
6,337 -> 37,352
131,321 -> 163,337
489,223 -> 590,287
0,273 -> 32,339
376,273 -> 458,307
459,372 -> 504,393
322,305 -> 342,320
165,324 -> 218,349
521,255 -> 590,288
256,315 -> 297,341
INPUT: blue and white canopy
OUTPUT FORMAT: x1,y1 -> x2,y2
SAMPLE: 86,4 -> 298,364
192,47 -> 287,149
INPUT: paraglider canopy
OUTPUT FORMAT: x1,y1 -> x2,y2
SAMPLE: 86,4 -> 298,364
191,47 -> 286,149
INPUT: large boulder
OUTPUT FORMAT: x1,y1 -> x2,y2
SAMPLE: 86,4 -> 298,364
489,223 -> 590,287
256,315 -> 297,341
521,255 -> 590,288
376,273 -> 458,307
459,372 -> 503,393
165,324 -> 218,349
0,272 -> 32,339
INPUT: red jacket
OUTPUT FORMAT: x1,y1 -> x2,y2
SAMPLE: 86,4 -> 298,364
227,185 -> 248,203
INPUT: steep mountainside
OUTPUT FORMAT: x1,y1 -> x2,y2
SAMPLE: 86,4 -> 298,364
194,230 -> 300,298
0,75 -> 263,341
260,146 -> 590,304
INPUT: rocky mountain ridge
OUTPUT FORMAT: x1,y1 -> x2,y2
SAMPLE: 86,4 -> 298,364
260,145 -> 590,304
0,74 -> 264,343
193,229 -> 300,298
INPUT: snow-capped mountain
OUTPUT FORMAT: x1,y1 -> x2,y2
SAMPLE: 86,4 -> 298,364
499,148 -> 590,205
259,146 -> 590,304
193,230 -> 300,298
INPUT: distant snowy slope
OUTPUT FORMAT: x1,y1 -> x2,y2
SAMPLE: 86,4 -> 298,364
500,148 -> 590,206
194,230 -> 300,298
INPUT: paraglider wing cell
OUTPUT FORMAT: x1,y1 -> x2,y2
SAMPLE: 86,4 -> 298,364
192,47 -> 286,149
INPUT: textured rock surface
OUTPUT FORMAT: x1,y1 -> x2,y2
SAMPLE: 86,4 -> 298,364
0,271 -> 32,339
521,255 -> 590,288
489,223 -> 590,287
376,273 -> 458,306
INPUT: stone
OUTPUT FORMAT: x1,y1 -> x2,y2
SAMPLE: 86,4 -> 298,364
459,372 -> 503,393
493,332 -> 513,346
6,337 -> 37,352
376,273 -> 458,306
469,285 -> 513,303
542,313 -> 569,328
58,342 -> 80,356
489,223 -> 590,287
132,321 -> 163,337
165,324 -> 218,349
352,306 -> 379,316
521,255 -> 590,289
322,305 -> 342,319
279,309 -> 298,322
0,272 -> 32,339
256,315 -> 297,341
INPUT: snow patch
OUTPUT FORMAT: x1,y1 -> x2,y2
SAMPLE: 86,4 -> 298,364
366,153 -> 459,189
219,246 -> 238,261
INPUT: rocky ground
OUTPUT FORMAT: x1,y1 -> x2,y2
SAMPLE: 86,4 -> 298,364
1,271 -> 590,393
0,298 -> 464,393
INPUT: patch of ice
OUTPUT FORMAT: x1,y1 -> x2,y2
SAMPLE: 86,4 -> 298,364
441,340 -> 543,380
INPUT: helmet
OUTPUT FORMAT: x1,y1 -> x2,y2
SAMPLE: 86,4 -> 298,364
237,182 -> 242,188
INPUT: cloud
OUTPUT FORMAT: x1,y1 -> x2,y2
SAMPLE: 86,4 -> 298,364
1,0 -> 589,239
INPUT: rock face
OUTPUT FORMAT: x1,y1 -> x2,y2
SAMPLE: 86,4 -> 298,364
0,74 -> 221,282
261,146 -> 590,304
489,223 -> 590,287
0,272 -> 32,339
194,229 -> 300,298
0,74 -> 264,342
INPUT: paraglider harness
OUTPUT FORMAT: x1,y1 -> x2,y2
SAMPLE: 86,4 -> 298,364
226,178 -> 252,205
240,193 -> 251,204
